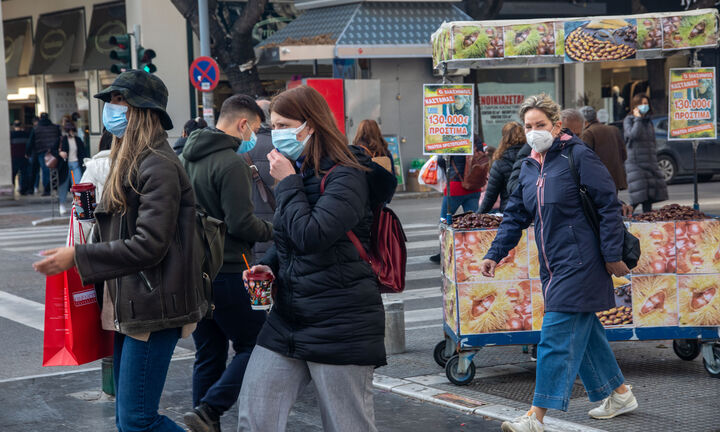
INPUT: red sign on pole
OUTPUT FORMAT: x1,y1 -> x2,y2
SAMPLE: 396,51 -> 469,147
189,56 -> 220,92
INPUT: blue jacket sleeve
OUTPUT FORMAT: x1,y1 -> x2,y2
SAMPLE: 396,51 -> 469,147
484,175 -> 533,263
575,145 -> 623,262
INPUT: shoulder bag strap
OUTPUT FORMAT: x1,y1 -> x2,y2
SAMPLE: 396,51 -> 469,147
568,148 -> 600,236
320,165 -> 371,263
241,152 -> 276,211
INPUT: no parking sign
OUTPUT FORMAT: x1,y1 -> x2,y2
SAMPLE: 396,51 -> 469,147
189,56 -> 220,92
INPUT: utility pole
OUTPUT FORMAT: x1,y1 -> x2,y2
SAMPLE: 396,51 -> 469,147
198,0 -> 215,127
132,24 -> 140,70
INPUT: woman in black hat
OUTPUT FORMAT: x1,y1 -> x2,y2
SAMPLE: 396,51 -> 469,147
34,70 -> 207,432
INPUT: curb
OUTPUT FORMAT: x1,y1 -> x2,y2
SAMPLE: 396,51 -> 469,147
372,374 -> 608,432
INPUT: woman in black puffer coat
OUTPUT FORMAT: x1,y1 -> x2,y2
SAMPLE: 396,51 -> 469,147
624,94 -> 668,212
479,122 -> 526,214
238,86 -> 396,432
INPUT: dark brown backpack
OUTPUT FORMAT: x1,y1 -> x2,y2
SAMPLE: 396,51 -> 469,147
452,151 -> 490,190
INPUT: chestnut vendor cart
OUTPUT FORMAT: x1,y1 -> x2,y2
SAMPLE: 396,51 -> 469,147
429,8 -> 720,385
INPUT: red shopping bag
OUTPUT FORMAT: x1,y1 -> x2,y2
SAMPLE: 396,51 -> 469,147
42,207 -> 113,366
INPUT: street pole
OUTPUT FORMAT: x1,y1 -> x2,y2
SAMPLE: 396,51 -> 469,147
198,0 -> 215,127
132,24 -> 140,70
692,140 -> 699,210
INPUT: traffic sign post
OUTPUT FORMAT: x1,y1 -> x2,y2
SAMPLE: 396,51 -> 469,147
190,55 -> 220,127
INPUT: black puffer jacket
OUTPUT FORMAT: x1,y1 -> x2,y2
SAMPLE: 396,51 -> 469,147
479,145 -> 521,214
623,115 -> 668,206
506,143 -> 532,196
257,151 -> 395,366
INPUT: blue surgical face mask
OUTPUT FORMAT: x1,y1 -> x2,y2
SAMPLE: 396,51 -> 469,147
271,122 -> 311,160
236,123 -> 257,154
103,103 -> 129,137
638,104 -> 650,115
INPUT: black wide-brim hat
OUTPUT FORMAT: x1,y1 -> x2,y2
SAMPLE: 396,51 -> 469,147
94,70 -> 174,130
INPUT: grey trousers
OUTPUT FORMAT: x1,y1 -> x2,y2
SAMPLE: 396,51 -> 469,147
237,345 -> 377,432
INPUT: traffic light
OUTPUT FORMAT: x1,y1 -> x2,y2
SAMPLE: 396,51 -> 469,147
109,34 -> 132,74
137,46 -> 157,74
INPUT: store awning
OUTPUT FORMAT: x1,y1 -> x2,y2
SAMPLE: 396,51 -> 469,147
29,8 -> 85,75
3,17 -> 32,78
257,1 -> 470,63
83,1 -> 126,70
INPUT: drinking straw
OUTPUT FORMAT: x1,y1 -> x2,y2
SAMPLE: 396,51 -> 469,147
71,170 -> 76,186
242,253 -> 250,270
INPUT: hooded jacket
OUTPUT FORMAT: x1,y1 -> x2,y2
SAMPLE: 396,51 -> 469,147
256,147 -> 396,366
485,133 -> 623,313
181,127 -> 273,272
479,145 -> 522,214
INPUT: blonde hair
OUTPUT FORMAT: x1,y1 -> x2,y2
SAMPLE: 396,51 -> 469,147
103,106 -> 166,212
519,93 -> 561,124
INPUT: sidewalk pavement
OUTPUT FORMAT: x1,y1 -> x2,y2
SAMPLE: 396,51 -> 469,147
0,354 -> 498,432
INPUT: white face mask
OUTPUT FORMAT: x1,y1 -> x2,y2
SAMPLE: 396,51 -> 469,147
526,129 -> 554,153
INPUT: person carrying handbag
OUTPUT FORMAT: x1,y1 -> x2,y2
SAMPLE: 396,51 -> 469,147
33,70 -> 206,432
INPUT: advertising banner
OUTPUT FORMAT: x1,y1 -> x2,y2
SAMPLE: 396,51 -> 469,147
668,67 -> 716,140
503,23 -> 556,57
564,18 -> 637,63
423,84 -> 474,155
442,220 -> 720,336
384,135 -> 405,188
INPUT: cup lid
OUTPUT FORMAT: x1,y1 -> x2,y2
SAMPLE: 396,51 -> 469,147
71,182 -> 96,192
246,271 -> 274,281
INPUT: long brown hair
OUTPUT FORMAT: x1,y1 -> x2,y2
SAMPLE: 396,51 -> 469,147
103,106 -> 166,212
494,122 -> 526,161
353,119 -> 388,157
270,85 -> 365,175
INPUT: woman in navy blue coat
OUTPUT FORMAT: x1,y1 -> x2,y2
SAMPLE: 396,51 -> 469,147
481,94 -> 638,432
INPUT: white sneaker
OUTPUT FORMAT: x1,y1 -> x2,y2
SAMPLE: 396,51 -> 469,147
501,412 -> 544,432
588,385 -> 638,419
59,204 -> 67,215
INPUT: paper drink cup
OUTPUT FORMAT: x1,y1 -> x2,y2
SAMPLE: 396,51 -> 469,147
244,271 -> 274,310
71,183 -> 97,220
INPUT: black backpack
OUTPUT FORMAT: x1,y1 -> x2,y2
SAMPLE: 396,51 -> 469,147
195,206 -> 226,318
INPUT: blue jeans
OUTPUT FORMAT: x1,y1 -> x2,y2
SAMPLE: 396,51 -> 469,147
113,328 -> 184,432
33,152 -> 51,192
58,161 -> 83,205
439,192 -> 481,222
533,312 -> 625,411
192,272 -> 266,414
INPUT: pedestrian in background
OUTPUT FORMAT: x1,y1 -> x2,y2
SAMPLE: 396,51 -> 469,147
624,94 -> 668,213
98,129 -> 114,152
26,113 -> 61,196
559,108 -> 584,137
57,122 -> 87,215
481,94 -> 637,432
10,120 -> 29,195
479,122 -> 526,214
429,136 -> 485,263
579,106 -> 628,191
244,98 -> 276,260
174,117 -> 208,155
181,95 -> 273,432
352,119 -> 395,175
33,70 -> 206,432
238,86 -> 393,432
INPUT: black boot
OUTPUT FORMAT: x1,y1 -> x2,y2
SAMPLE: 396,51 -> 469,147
183,402 -> 221,432
429,252 -> 441,263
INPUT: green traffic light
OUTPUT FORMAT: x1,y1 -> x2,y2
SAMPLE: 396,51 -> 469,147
137,46 -> 157,74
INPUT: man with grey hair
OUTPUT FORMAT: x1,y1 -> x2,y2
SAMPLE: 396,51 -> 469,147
560,108 -> 585,136
579,105 -> 628,194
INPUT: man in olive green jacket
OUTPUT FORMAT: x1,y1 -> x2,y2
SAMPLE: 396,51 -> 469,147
181,95 -> 272,432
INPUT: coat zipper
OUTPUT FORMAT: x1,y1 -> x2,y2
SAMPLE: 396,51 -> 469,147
114,215 -> 123,330
535,158 -> 553,300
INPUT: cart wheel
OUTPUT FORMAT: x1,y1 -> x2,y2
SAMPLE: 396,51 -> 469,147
445,355 -> 476,386
703,343 -> 720,379
433,340 -> 455,367
673,339 -> 701,361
